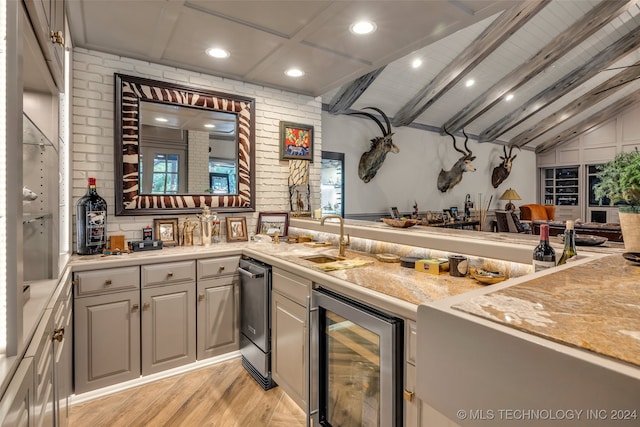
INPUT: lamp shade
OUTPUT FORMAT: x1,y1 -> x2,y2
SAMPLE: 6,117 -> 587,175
499,188 -> 521,201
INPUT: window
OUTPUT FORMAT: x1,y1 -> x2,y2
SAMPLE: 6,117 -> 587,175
151,153 -> 180,194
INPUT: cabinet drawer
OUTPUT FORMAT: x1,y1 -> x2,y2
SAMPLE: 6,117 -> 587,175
74,266 -> 140,296
273,268 -> 311,306
198,256 -> 240,280
142,260 -> 196,287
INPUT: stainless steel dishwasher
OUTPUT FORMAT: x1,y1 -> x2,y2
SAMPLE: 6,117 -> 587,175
238,257 -> 276,390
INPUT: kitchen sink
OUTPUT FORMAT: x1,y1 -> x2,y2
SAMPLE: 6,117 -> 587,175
302,255 -> 343,263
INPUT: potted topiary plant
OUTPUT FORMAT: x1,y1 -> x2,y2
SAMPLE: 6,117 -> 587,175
593,148 -> 640,251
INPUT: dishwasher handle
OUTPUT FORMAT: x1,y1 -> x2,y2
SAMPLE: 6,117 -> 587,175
237,266 -> 265,279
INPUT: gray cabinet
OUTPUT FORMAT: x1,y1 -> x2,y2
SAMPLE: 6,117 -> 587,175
74,267 -> 141,394
196,256 -> 240,360
23,0 -> 65,90
141,261 -> 196,375
197,278 -> 239,360
271,268 -> 311,410
52,277 -> 72,427
0,358 -> 34,427
24,308 -> 54,427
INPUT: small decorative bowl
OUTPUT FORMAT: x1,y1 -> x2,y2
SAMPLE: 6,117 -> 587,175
470,268 -> 506,285
381,218 -> 418,228
376,253 -> 401,263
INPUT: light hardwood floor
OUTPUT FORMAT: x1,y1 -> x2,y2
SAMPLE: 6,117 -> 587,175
69,358 -> 306,427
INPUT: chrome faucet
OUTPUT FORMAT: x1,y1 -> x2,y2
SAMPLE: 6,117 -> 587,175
320,214 -> 350,258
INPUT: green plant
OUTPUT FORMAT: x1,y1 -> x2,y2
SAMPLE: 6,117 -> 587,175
593,148 -> 640,210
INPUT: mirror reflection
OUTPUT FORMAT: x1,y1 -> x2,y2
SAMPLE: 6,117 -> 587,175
139,102 -> 238,195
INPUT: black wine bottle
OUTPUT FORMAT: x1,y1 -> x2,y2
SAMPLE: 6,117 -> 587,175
533,223 -> 556,272
76,177 -> 108,255
558,220 -> 577,265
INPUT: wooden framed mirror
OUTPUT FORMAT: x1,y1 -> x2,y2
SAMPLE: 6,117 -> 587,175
114,74 -> 255,215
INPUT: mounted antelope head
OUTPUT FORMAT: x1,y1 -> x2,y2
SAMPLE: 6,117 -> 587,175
491,144 -> 520,188
437,129 -> 476,192
349,107 -> 398,183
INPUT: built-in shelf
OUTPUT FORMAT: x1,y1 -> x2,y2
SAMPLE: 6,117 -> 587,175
22,212 -> 53,225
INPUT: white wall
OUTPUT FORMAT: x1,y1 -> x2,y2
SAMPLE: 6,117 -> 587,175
322,112 -> 537,215
72,49 -> 322,243
538,104 -> 640,222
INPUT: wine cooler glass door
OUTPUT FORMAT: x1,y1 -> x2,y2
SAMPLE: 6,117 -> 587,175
311,288 -> 402,427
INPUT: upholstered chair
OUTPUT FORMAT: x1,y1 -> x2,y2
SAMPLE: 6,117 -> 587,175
519,204 -> 556,221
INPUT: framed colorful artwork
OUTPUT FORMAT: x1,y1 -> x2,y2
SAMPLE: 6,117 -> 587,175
280,121 -> 314,162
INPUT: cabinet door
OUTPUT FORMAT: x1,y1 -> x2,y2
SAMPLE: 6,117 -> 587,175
271,291 -> 306,410
0,358 -> 34,427
141,283 -> 196,375
29,311 -> 54,427
197,278 -> 239,360
23,0 -> 65,90
74,290 -> 141,394
53,280 -> 72,427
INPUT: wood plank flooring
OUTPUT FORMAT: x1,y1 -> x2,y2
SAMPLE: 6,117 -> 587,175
69,358 -> 306,427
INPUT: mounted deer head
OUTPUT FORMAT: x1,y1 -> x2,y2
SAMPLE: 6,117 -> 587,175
491,144 -> 520,188
349,107 -> 398,183
437,129 -> 476,192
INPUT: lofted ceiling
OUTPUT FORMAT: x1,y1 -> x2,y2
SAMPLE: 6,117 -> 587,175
65,0 -> 640,153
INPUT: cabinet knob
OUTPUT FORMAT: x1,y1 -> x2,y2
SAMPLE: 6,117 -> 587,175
167,272 -> 174,278
403,390 -> 414,402
143,303 -> 150,310
50,30 -> 64,46
52,328 -> 65,342
132,304 -> 139,312
218,266 -> 225,272
198,294 -> 205,301
105,279 -> 112,286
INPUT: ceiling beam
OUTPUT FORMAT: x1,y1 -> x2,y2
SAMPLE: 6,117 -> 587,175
441,0 -> 639,135
535,89 -> 640,154
511,61 -> 640,148
326,67 -> 386,114
391,0 -> 550,128
479,26 -> 640,143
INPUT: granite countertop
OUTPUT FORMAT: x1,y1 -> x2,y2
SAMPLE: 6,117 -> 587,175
451,254 -> 640,367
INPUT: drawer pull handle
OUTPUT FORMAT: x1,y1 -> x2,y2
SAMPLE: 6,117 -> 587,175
167,272 -> 174,278
143,303 -> 150,310
105,279 -> 112,286
403,390 -> 414,402
132,304 -> 139,312
198,294 -> 205,301
218,266 -> 225,272
52,328 -> 65,342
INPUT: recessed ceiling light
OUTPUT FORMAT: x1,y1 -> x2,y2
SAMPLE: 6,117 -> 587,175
206,47 -> 230,59
285,68 -> 305,77
465,79 -> 475,87
155,117 -> 168,123
505,93 -> 514,101
412,59 -> 423,69
204,124 -> 216,129
350,21 -> 376,35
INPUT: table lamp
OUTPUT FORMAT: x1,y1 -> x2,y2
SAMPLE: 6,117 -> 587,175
499,188 -> 521,211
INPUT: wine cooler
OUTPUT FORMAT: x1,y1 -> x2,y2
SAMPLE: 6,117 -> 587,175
309,287 -> 403,426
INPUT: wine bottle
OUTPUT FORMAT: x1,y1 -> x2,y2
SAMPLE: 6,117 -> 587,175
533,223 -> 556,272
557,220 -> 577,265
76,177 -> 108,255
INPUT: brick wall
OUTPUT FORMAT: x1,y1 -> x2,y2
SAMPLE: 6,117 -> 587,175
72,48 -> 322,244
187,130 -> 210,193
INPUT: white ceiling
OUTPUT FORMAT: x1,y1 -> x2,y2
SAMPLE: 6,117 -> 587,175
60,0 -> 640,152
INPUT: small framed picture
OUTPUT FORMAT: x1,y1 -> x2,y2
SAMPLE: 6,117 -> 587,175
280,121 -> 314,162
257,212 -> 289,236
226,217 -> 248,242
153,218 -> 179,246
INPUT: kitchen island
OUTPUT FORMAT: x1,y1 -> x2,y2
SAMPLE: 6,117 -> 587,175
9,216 -> 633,427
